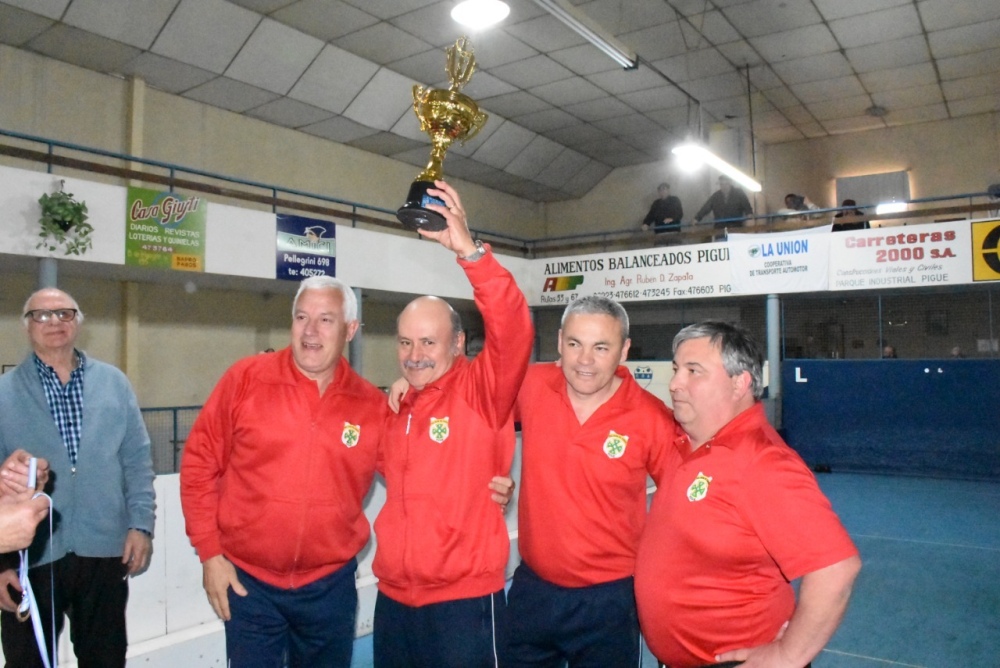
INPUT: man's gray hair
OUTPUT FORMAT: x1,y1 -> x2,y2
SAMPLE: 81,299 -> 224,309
561,296 -> 629,342
448,306 -> 464,343
22,288 -> 85,327
292,276 -> 358,321
673,320 -> 764,399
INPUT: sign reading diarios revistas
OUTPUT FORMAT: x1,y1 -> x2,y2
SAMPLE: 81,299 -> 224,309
533,242 -> 734,307
126,187 -> 207,271
828,219 -> 971,290
276,214 -> 335,281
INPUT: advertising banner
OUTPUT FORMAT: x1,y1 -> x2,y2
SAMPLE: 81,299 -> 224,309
728,225 -> 832,294
276,214 -> 336,281
533,243 -> 735,307
125,187 -> 207,271
827,219 -> 971,291
970,219 -> 1000,282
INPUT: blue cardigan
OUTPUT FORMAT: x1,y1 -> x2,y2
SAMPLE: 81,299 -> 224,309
0,352 -> 155,567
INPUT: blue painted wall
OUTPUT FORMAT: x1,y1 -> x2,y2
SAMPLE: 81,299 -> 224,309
781,360 -> 1000,479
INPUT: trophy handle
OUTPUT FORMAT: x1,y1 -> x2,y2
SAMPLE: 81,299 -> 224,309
461,111 -> 489,146
412,85 -> 430,132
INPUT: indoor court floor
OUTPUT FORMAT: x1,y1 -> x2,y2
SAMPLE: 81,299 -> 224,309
352,472 -> 1000,667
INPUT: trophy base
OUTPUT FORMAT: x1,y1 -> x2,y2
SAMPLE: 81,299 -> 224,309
397,181 -> 447,232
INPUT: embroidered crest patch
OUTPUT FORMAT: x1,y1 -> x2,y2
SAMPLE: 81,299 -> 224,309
633,366 -> 653,389
687,472 -> 713,502
341,422 -> 360,448
429,417 -> 450,444
603,430 -> 628,459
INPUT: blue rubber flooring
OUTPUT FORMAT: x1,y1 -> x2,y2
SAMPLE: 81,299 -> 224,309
810,473 -> 1000,667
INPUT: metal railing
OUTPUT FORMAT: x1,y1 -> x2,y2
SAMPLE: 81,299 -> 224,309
4,127 -> 997,260
0,127 -> 532,256
141,406 -> 200,474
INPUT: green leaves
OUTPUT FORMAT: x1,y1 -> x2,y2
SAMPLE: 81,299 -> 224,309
37,191 -> 93,255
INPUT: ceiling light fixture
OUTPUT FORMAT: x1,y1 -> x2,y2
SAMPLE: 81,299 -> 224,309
531,0 -> 638,69
875,200 -> 907,215
451,0 -> 510,29
672,143 -> 762,193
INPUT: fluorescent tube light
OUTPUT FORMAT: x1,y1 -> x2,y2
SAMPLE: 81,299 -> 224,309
875,201 -> 907,214
532,0 -> 637,69
672,143 -> 762,193
452,0 -> 510,29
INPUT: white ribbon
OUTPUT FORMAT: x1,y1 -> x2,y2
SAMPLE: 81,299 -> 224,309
17,492 -> 56,668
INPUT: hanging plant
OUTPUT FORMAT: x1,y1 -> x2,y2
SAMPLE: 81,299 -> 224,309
37,187 -> 93,256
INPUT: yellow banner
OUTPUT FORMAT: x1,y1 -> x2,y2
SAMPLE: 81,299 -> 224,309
971,219 -> 1000,281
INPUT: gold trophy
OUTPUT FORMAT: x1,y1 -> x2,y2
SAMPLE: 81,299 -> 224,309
397,37 -> 489,231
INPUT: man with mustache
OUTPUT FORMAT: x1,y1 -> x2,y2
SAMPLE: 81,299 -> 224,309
372,180 -> 533,667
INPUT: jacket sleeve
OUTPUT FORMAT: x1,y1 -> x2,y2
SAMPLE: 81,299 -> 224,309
642,202 -> 657,226
118,376 -> 156,534
694,193 -> 715,222
179,365 -> 240,562
668,196 -> 683,223
459,246 -> 534,429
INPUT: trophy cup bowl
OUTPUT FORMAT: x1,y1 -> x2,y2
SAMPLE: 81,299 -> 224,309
397,38 -> 488,231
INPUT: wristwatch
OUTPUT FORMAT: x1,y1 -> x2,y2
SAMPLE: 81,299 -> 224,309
461,239 -> 487,262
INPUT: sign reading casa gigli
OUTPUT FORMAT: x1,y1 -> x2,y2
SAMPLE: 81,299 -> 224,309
125,186 -> 207,272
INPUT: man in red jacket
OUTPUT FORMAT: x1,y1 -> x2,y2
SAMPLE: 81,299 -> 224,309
504,296 -> 676,666
180,274 -> 386,667
372,180 -> 533,668
635,321 -> 860,668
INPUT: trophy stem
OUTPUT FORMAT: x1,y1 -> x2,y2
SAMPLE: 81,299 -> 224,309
415,145 -> 448,183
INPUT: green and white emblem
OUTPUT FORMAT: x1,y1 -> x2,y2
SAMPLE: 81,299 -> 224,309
341,422 -> 360,448
429,417 -> 450,444
603,430 -> 628,459
686,472 -> 713,502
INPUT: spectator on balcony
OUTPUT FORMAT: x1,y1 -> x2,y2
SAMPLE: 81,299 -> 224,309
694,175 -> 754,231
832,199 -> 870,232
642,182 -> 684,234
781,193 -> 821,217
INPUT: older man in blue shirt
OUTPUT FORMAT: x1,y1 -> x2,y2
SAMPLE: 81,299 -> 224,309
0,287 -> 155,668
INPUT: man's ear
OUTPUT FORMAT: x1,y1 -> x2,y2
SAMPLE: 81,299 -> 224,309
346,320 -> 360,342
731,370 -> 752,400
619,338 -> 632,364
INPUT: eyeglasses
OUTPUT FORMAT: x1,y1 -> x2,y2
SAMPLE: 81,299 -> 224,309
23,309 -> 78,323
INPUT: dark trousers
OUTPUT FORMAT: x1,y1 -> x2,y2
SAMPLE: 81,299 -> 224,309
502,563 -> 640,668
1,554 -> 129,668
373,589 -> 505,668
225,559 -> 358,668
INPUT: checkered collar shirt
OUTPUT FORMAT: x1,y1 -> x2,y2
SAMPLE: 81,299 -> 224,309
34,350 -> 86,467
